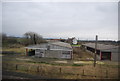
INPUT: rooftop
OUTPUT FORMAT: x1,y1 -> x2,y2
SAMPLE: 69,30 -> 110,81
26,41 -> 72,49
50,42 -> 72,48
82,43 -> 118,51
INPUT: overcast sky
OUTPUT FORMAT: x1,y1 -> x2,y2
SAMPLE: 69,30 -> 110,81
2,2 -> 118,40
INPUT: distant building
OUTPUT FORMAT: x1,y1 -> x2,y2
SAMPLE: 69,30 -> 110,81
72,37 -> 77,44
66,37 -> 78,44
25,42 -> 73,59
82,43 -> 119,61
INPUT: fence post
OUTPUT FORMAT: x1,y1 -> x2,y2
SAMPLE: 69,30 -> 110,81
40,66 -> 42,76
5,63 -> 8,69
77,74 -> 79,79
59,67 -> 62,74
37,66 -> 39,72
82,69 -> 85,76
106,70 -> 108,78
16,64 -> 18,70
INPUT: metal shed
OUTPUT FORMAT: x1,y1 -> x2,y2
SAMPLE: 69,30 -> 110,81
82,43 -> 119,61
25,42 -> 73,59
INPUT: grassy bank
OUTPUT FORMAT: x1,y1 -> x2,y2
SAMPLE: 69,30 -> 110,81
3,61 -> 119,79
2,47 -> 119,79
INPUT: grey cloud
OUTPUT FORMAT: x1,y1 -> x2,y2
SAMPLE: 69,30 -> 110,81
2,2 -> 118,40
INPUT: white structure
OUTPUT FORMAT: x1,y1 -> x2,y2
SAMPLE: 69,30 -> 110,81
72,37 -> 77,44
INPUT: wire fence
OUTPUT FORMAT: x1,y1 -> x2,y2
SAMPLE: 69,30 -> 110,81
3,63 -> 119,79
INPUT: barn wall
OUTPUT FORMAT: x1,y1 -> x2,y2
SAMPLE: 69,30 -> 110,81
50,44 -> 72,51
35,49 -> 45,57
111,48 -> 119,61
111,52 -> 119,61
35,49 -> 72,59
104,47 -> 119,61
31,43 -> 73,59
61,51 -> 72,59
45,50 -> 62,58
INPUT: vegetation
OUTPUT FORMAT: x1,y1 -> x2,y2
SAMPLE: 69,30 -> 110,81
2,33 -> 19,47
72,64 -> 84,66
3,58 -> 119,79
1,32 -> 47,47
24,32 -> 47,45
2,47 -> 119,79
71,44 -> 81,47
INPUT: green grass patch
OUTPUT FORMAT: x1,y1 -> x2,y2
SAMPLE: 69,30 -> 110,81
26,60 -> 86,67
71,44 -> 81,47
72,64 -> 84,66
26,60 -> 50,65
101,64 -> 120,68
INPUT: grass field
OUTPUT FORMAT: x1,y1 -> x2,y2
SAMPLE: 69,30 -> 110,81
2,47 -> 119,79
2,47 -> 25,54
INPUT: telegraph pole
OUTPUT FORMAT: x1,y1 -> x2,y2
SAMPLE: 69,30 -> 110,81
94,35 -> 98,67
34,34 -> 36,45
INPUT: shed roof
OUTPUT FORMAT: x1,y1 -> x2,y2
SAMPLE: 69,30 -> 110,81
25,42 -> 72,50
50,42 -> 72,48
82,43 -> 118,51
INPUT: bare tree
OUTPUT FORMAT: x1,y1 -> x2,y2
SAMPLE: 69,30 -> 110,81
24,32 -> 46,45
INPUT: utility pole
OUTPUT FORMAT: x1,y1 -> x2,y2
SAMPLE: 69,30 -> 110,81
34,34 -> 36,45
94,35 -> 98,67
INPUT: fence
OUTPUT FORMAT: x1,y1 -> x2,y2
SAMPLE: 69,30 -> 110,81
3,63 -> 118,79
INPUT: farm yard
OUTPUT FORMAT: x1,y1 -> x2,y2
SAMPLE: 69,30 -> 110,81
2,46 -> 119,79
2,1 -> 120,80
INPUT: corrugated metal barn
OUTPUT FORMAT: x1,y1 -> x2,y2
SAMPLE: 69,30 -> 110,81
25,42 -> 73,59
82,43 -> 119,61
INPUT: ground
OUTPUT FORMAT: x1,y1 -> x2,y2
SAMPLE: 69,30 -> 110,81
2,47 -> 120,79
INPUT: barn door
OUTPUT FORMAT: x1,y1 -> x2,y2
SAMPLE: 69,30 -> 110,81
101,52 -> 111,60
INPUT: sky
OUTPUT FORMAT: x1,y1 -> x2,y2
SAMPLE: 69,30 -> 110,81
2,1 -> 118,40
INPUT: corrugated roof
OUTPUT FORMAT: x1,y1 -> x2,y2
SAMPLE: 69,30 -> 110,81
50,42 -> 72,48
82,43 -> 118,51
26,43 -> 47,49
26,42 -> 72,49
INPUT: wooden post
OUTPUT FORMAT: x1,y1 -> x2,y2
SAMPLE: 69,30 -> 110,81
77,74 -> 79,79
59,67 -> 62,74
100,51 -> 102,60
71,51 -> 72,60
82,69 -> 85,76
37,66 -> 39,72
26,48 -> 28,56
106,70 -> 108,78
16,64 -> 18,70
110,52 -> 112,61
94,35 -> 98,67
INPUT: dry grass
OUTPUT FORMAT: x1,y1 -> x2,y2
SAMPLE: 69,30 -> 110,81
73,47 -> 93,60
2,47 -> 25,54
2,47 -> 119,79
3,61 -> 119,79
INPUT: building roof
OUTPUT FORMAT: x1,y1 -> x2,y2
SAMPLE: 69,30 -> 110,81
25,42 -> 72,50
82,43 -> 118,51
50,42 -> 72,48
